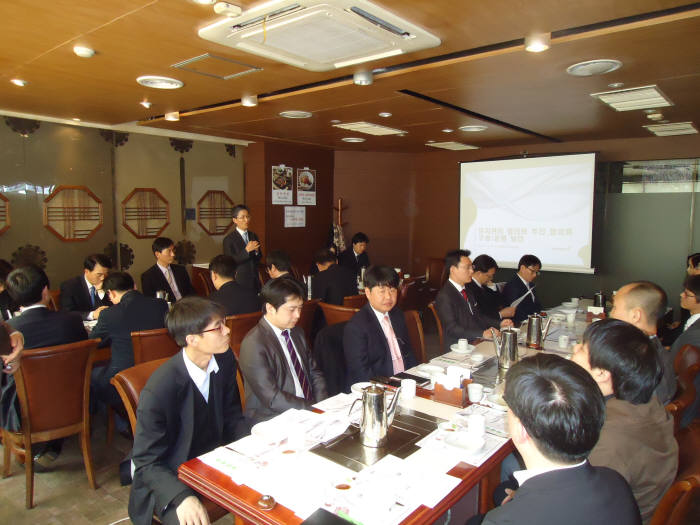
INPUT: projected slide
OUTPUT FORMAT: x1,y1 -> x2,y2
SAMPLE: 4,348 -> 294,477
460,153 -> 595,274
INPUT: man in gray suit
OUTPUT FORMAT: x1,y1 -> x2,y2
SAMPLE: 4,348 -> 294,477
239,278 -> 327,424
671,274 -> 700,427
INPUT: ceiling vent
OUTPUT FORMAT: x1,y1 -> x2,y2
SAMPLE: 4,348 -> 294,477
171,53 -> 261,80
332,121 -> 405,135
643,122 -> 697,136
590,85 -> 672,111
426,142 -> 479,151
198,0 -> 441,72
566,59 -> 622,77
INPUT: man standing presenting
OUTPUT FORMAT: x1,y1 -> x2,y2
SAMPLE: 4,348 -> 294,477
208,255 -> 260,316
239,278 -> 327,424
502,254 -> 542,324
141,237 -> 195,300
223,205 -> 262,291
129,297 -> 245,525
343,266 -> 417,386
60,253 -> 112,320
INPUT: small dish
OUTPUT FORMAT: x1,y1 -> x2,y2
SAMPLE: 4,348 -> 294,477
438,421 -> 460,433
418,364 -> 444,375
470,353 -> 485,363
450,343 -> 475,354
562,301 -> 576,308
350,382 -> 373,394
445,432 -> 485,452
487,393 -> 508,411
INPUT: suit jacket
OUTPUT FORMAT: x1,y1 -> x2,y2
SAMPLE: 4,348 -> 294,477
209,280 -> 261,316
482,462 -> 641,525
669,317 -> 700,427
466,280 -> 506,320
60,275 -> 111,320
239,318 -> 327,424
338,249 -> 369,277
90,290 -> 169,373
128,350 -> 244,525
435,281 -> 499,350
650,335 -> 676,405
222,229 -> 262,291
502,274 -> 541,324
0,290 -> 17,321
140,263 -> 195,300
343,303 -> 417,387
312,264 -> 357,305
7,306 -> 87,349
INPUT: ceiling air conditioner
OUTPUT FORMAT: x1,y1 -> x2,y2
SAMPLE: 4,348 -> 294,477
198,0 -> 441,72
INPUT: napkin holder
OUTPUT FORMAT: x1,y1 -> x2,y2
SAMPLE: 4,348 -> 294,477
433,378 -> 472,408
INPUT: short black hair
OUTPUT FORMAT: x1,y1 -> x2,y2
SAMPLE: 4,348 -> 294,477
232,204 -> 249,219
6,265 -> 49,307
364,265 -> 399,289
518,254 -> 541,270
261,277 -> 304,310
266,250 -> 292,272
351,232 -> 369,245
103,272 -> 134,293
445,249 -> 471,271
473,254 -> 498,273
314,248 -> 337,265
504,353 -> 605,464
684,274 -> 700,301
688,252 -> 700,269
209,255 -> 237,280
623,281 -> 668,321
0,259 -> 13,285
152,237 -> 174,254
166,296 -> 225,347
582,318 -> 662,404
83,253 -> 112,271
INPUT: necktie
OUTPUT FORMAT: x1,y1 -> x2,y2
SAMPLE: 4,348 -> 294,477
282,330 -> 313,401
243,231 -> 249,244
89,285 -> 97,307
381,314 -> 405,374
165,267 -> 182,300
461,288 -> 468,302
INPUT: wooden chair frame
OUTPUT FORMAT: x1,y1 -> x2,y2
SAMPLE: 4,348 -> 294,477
427,301 -> 444,349
225,311 -> 263,360
319,302 -> 359,326
342,294 -> 367,309
131,328 -> 180,365
649,474 -> 700,525
404,310 -> 427,364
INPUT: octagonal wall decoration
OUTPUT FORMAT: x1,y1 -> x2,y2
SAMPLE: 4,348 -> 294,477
197,190 -> 234,235
122,188 -> 170,239
0,193 -> 9,235
43,185 -> 103,241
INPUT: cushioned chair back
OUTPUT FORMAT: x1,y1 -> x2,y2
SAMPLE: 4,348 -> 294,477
131,328 -> 180,364
319,302 -> 358,326
313,322 -> 348,396
298,299 -> 320,345
196,271 -> 213,296
15,339 -> 97,434
404,310 -> 426,364
225,311 -> 263,359
675,344 -> 700,377
427,302 -> 444,349
47,289 -> 61,311
110,358 -> 169,434
342,294 -> 367,309
397,279 -> 419,311
425,258 -> 445,289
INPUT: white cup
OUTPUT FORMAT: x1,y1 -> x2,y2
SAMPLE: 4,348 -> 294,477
566,312 -> 576,326
570,297 -> 579,306
431,372 -> 449,389
400,378 -> 416,400
466,413 -> 486,437
558,334 -> 570,349
467,383 -> 484,403
458,338 -> 468,352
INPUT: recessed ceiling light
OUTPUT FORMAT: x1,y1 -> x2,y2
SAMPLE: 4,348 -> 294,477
567,59 -> 622,77
608,82 -> 624,89
591,85 -> 672,111
193,0 -> 216,4
342,137 -> 365,143
164,111 -> 180,121
659,120 -> 669,124
241,94 -> 258,107
213,1 -> 242,16
279,110 -> 312,119
459,125 -> 488,132
525,32 -> 550,53
426,139 -> 435,143
644,122 -> 697,136
330,119 -> 341,124
333,121 -> 405,135
442,128 -> 454,133
10,78 -> 27,87
73,45 -> 95,58
353,71 -> 373,86
72,118 -> 81,122
378,112 -> 392,118
426,141 -> 479,151
137,75 -> 184,90
140,100 -> 152,109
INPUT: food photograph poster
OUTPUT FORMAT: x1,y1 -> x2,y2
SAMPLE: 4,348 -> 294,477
297,168 -> 316,206
272,165 -> 293,205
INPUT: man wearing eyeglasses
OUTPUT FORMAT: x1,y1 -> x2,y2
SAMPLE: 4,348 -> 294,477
502,254 -> 543,324
239,278 -> 327,425
223,204 -> 262,292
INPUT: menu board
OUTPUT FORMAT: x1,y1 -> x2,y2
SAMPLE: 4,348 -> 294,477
284,206 -> 306,227
272,165 -> 293,205
297,168 -> 317,206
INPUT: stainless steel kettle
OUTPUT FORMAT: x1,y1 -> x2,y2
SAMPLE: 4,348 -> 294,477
525,314 -> 552,350
349,384 -> 401,448
491,327 -> 519,369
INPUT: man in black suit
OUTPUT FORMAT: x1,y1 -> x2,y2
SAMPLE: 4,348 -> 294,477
140,237 -> 195,301
467,255 -> 515,321
208,254 -> 260,316
129,297 -> 245,525
60,253 -> 112,320
501,254 -> 543,324
239,278 -> 327,424
338,232 -> 370,278
435,250 -> 511,351
222,204 -> 262,291
266,250 -> 307,295
311,248 -> 357,305
90,272 -> 169,409
343,266 -> 417,387
477,353 -> 641,525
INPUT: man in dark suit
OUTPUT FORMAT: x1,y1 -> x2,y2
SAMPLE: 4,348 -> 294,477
435,250 -> 511,351
343,266 -> 417,387
208,255 -> 260,316
338,232 -> 370,278
140,237 -> 195,301
478,353 -> 640,525
129,297 -> 245,525
467,254 -> 515,321
239,278 -> 327,424
90,272 -> 169,408
223,204 -> 262,291
311,248 -> 357,305
502,254 -> 542,324
266,250 -> 307,295
60,253 -> 112,320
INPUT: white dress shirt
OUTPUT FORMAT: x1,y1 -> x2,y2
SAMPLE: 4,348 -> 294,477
264,317 -> 304,397
513,459 -> 587,486
157,262 -> 181,299
181,349 -> 220,402
685,312 -> 700,332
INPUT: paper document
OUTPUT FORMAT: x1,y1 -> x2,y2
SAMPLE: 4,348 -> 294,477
510,285 -> 536,308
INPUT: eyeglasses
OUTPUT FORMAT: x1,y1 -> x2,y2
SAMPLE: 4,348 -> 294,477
681,290 -> 697,299
527,267 -> 541,275
200,320 -> 226,335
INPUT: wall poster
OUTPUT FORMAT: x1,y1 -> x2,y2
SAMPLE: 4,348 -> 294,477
284,206 -> 306,228
272,165 -> 293,205
297,168 -> 316,205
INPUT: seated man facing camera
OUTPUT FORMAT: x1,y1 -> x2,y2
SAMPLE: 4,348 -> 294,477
478,353 -> 640,525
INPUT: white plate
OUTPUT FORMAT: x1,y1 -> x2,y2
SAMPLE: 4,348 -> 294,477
418,364 -> 444,375
350,382 -> 373,394
487,393 -> 508,411
251,420 -> 288,443
559,308 -> 577,315
450,343 -> 475,354
445,432 -> 485,452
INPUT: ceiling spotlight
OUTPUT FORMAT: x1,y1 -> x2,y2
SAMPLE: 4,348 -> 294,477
647,112 -> 664,121
426,140 -> 435,143
73,45 -> 95,58
72,118 -> 81,122
525,32 -> 550,53
330,119 -> 341,124
378,112 -> 392,118
459,125 -> 487,132
213,2 -> 242,17
279,110 -> 312,119
10,78 -> 27,87
442,128 -> 454,133
241,94 -> 258,107
608,82 -> 624,89
342,137 -> 365,143
353,71 -> 373,86
137,75 -> 184,89
193,0 -> 216,4
140,100 -> 152,109
164,111 -> 180,121
567,59 -> 622,77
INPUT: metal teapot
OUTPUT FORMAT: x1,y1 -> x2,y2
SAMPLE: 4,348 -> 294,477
349,384 -> 401,448
491,327 -> 519,369
525,314 -> 552,350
